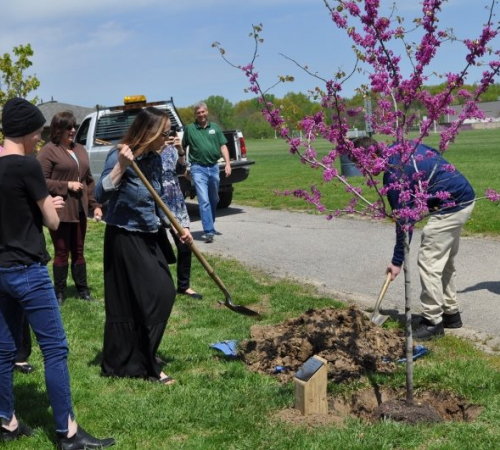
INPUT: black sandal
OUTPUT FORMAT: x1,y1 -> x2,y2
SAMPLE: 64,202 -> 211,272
158,376 -> 176,386
14,363 -> 34,375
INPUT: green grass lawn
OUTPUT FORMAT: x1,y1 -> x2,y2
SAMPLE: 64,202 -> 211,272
236,128 -> 500,236
8,221 -> 500,449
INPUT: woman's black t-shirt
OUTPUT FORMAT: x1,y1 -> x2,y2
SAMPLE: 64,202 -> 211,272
0,155 -> 51,267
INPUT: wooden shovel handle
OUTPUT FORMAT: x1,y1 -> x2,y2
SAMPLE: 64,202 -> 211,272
130,161 -> 231,297
377,272 -> 392,303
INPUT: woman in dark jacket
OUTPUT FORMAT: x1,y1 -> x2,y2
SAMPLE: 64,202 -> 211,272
38,112 -> 102,303
95,107 -> 185,385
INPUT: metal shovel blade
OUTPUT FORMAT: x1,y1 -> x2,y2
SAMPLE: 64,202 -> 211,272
370,272 -> 392,326
371,311 -> 390,326
219,296 -> 261,317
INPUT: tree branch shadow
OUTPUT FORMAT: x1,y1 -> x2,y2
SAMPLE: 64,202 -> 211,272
458,281 -> 500,296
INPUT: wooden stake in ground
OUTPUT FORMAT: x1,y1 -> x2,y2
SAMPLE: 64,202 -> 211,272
294,355 -> 328,415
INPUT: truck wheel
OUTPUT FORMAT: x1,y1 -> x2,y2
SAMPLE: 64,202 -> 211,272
217,191 -> 233,209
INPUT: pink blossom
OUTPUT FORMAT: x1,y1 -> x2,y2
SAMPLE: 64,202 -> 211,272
226,0 -> 500,227
485,189 -> 500,202
346,107 -> 363,117
323,168 -> 338,182
434,191 -> 451,200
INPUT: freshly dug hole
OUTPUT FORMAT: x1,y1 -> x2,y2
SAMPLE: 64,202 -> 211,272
275,388 -> 482,427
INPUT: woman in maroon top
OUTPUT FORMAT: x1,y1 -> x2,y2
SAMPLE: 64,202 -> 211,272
38,112 -> 102,304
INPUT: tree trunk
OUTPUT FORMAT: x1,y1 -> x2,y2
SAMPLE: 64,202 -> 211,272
403,231 -> 414,405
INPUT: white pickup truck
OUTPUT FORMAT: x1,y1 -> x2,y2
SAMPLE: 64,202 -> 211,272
75,96 -> 254,208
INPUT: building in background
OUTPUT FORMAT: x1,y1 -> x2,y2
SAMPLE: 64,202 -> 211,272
444,100 -> 500,129
37,100 -> 94,142
0,99 -> 94,144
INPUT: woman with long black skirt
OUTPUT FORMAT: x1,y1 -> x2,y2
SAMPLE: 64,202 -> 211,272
95,107 -> 182,385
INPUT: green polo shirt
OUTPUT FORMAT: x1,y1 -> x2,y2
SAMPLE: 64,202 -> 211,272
182,121 -> 228,166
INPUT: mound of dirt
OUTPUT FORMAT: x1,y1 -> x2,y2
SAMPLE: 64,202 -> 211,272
238,306 -> 407,383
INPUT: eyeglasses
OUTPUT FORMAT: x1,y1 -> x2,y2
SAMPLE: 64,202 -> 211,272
66,124 -> 76,131
161,129 -> 172,137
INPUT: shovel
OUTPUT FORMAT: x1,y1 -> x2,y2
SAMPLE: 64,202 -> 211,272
131,161 -> 259,317
370,272 -> 392,326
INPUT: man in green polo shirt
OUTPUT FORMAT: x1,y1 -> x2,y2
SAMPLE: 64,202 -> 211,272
182,102 -> 231,243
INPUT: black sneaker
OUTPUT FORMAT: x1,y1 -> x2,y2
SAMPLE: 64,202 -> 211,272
413,318 -> 445,341
56,425 -> 114,449
0,422 -> 33,442
442,312 -> 462,329
78,290 -> 95,301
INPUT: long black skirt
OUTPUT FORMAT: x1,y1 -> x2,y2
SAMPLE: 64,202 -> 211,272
101,225 -> 176,379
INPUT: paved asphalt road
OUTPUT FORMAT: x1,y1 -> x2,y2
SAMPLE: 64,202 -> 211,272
186,203 -> 500,351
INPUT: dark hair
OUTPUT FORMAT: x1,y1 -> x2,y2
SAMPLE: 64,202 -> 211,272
121,107 -> 170,157
352,136 -> 378,149
352,136 -> 381,156
50,111 -> 77,146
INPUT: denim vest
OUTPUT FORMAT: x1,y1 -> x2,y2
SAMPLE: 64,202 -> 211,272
95,148 -> 164,232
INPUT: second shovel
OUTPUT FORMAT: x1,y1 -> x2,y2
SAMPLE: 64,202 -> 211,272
370,272 -> 392,326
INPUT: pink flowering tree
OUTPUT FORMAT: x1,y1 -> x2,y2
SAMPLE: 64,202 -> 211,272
214,0 -> 500,405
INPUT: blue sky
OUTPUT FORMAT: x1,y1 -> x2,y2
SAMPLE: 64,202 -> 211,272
1,0 -> 498,109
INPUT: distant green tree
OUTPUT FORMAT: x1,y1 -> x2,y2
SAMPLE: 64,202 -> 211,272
0,44 -> 40,144
0,44 -> 40,105
177,106 -> 195,128
204,95 -> 234,129
281,92 -> 321,131
233,98 -> 274,138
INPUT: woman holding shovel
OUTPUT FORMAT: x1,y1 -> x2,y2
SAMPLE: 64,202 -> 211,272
95,107 -> 186,385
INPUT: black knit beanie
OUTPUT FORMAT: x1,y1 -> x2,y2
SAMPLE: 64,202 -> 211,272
2,97 -> 46,137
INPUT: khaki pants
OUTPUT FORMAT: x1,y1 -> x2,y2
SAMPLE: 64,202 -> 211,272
418,202 -> 475,325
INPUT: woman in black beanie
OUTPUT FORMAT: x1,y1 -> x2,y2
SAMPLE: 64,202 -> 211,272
0,98 -> 114,449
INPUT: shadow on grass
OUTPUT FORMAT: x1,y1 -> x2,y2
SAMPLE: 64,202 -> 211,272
88,351 -> 175,368
14,381 -> 53,436
88,351 -> 102,367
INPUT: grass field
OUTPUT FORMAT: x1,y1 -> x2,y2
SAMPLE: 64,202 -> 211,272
7,219 -> 500,449
235,128 -> 500,236
7,128 -> 500,449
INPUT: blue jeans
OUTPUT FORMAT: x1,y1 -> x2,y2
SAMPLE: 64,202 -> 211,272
191,163 -> 220,235
0,264 -> 74,433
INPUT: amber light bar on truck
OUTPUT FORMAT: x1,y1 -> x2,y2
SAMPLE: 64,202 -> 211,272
107,95 -> 170,112
124,95 -> 147,104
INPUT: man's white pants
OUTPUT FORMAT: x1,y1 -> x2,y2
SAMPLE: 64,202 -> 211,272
418,202 -> 475,325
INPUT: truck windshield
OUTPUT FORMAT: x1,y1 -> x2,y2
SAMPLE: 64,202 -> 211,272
94,105 -> 181,146
94,110 -> 140,145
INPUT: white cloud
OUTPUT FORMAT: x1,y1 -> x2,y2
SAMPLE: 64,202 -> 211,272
68,22 -> 132,51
